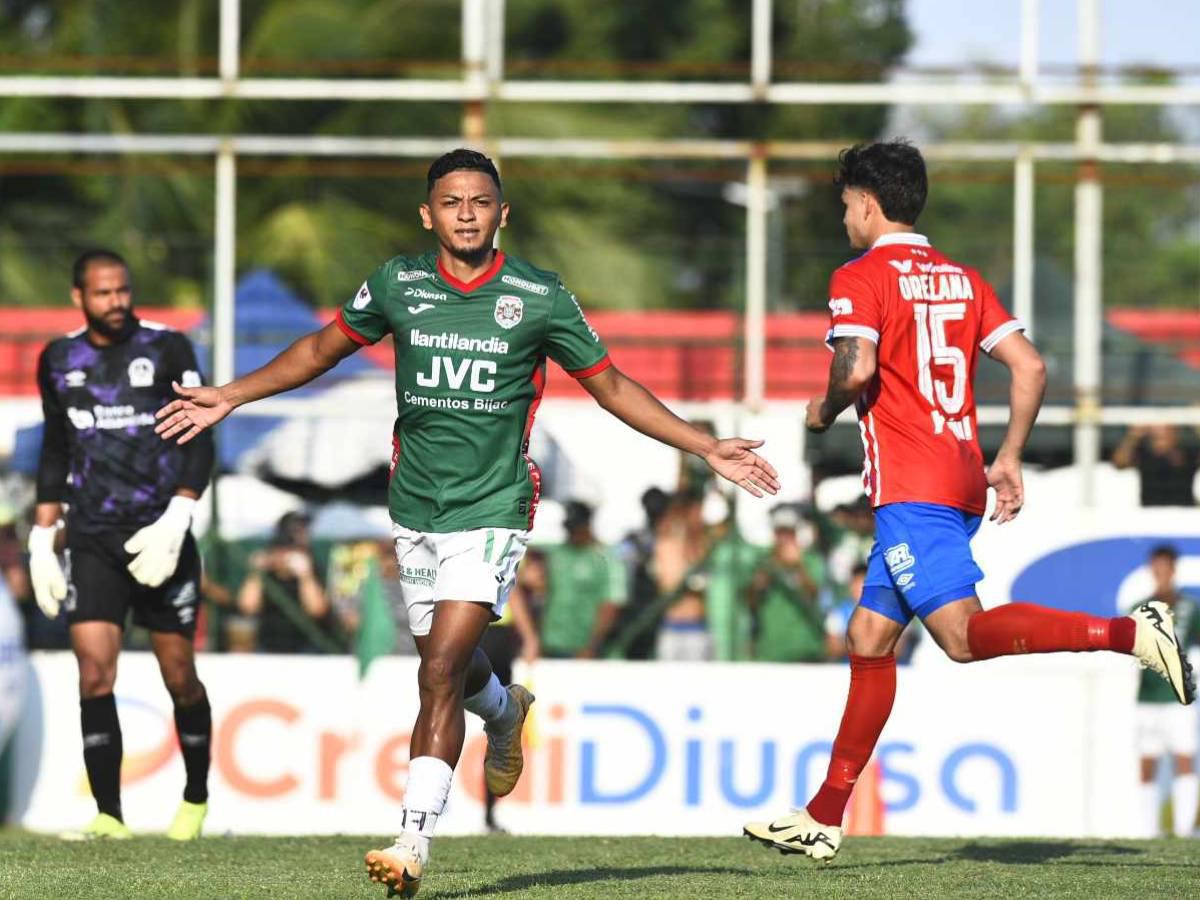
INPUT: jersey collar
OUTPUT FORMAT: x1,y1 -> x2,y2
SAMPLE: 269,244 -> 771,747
436,250 -> 506,293
871,232 -> 929,249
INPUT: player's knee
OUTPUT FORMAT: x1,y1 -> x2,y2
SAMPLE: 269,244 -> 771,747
162,665 -> 203,705
943,643 -> 974,663
846,619 -> 892,658
418,653 -> 464,698
77,658 -> 116,697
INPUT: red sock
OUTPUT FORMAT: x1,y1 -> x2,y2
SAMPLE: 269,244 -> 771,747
807,654 -> 896,828
966,602 -> 1135,660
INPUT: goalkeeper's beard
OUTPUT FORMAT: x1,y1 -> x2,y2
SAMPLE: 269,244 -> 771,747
85,307 -> 134,341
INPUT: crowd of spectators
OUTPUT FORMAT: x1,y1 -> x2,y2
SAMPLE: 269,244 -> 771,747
8,420 -> 1197,661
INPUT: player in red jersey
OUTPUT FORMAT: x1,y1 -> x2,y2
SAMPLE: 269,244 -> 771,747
744,140 -> 1194,861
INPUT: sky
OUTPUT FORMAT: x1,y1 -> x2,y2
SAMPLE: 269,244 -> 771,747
904,0 -> 1200,73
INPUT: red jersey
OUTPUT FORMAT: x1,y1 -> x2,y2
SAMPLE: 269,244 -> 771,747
825,233 -> 1023,515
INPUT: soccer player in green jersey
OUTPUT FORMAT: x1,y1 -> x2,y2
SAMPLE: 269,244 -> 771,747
157,148 -> 779,896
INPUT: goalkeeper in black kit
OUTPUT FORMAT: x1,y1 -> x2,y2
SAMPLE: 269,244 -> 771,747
29,250 -> 214,840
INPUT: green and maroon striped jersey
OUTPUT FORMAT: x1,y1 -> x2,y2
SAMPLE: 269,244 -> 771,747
337,250 -> 609,532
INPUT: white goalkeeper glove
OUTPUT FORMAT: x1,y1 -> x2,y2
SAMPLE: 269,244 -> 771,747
28,522 -> 67,619
124,496 -> 196,588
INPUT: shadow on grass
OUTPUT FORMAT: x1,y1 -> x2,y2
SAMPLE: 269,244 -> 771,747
953,842 -> 1143,865
430,865 -> 752,898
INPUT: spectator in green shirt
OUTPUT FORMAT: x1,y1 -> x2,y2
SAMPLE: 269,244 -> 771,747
1135,544 -> 1200,837
747,504 -> 827,663
540,501 -> 628,659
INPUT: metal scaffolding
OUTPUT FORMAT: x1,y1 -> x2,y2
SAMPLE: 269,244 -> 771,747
2,0 -> 1198,504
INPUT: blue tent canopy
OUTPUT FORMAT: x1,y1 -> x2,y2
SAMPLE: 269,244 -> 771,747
195,270 -> 378,467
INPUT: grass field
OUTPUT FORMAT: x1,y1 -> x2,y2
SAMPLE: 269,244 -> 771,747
1,833 -> 1197,899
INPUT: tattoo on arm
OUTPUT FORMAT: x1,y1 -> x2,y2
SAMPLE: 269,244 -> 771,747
821,338 -> 863,420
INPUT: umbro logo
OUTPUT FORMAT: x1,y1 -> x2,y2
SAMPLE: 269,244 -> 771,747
887,259 -> 913,273
407,304 -> 435,315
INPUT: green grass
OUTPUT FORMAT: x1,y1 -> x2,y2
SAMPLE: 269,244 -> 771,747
1,833 -> 1197,899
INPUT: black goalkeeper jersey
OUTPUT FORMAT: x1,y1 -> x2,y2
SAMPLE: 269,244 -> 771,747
35,317 -> 214,539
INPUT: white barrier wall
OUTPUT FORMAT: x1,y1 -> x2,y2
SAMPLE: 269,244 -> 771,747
10,652 -> 1140,837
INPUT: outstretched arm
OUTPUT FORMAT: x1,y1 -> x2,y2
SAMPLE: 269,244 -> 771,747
985,331 -> 1046,524
156,322 -> 360,444
578,365 -> 779,497
805,336 -> 878,433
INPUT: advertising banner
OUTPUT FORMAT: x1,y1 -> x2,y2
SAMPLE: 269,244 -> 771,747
10,651 -> 1140,837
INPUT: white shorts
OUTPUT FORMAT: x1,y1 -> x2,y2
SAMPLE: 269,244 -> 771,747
1136,702 -> 1199,758
391,523 -> 529,637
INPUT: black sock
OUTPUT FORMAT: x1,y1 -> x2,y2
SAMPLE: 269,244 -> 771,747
174,691 -> 211,804
80,694 -> 123,821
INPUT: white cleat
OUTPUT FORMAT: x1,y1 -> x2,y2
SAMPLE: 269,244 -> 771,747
365,833 -> 427,898
743,808 -> 842,862
1131,600 -> 1195,705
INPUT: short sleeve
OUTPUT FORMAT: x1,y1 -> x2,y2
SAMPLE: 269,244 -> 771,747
336,263 -> 391,346
602,548 -> 628,605
542,284 -> 610,378
163,332 -> 206,388
978,281 -> 1025,354
825,265 -> 882,349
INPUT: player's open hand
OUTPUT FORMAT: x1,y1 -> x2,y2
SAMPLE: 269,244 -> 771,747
704,438 -> 781,498
986,453 -> 1024,524
155,382 -> 233,445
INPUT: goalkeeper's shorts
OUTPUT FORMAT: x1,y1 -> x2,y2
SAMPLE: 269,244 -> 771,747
63,528 -> 201,636
390,524 -> 529,637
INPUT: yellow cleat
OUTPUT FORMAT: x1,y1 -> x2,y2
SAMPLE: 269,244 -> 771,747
165,800 -> 207,841
61,812 -> 133,841
365,839 -> 425,898
484,684 -> 535,797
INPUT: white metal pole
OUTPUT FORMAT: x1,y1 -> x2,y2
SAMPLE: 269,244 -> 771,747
1019,0 -> 1039,90
213,145 -> 237,387
1013,149 -> 1035,340
462,0 -> 487,91
1074,0 -> 1102,506
486,0 -> 506,86
219,0 -> 240,83
751,0 -> 773,97
744,152 -> 768,410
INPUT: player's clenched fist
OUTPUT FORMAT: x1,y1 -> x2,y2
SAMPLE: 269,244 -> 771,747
156,382 -> 235,445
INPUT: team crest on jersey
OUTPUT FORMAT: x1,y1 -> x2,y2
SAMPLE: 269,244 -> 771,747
494,295 -> 524,330
128,357 -> 155,388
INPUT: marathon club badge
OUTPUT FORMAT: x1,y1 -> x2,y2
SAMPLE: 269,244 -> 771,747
494,294 -> 524,329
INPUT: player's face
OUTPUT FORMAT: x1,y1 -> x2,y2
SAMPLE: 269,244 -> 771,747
1149,555 -> 1175,590
72,262 -> 133,339
421,170 -> 509,261
841,186 -> 873,249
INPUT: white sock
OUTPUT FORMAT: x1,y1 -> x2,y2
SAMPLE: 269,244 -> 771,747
464,674 -> 509,727
1139,782 -> 1162,837
400,756 -> 454,859
1171,773 -> 1199,837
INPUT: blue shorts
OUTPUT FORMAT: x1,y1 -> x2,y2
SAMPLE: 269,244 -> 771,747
861,502 -> 984,625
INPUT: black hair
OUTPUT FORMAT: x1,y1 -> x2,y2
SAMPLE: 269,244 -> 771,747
851,562 -> 869,578
1149,543 -> 1179,563
72,248 -> 128,290
835,140 -> 928,225
426,148 -> 502,195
